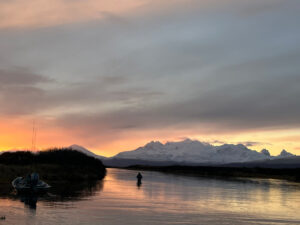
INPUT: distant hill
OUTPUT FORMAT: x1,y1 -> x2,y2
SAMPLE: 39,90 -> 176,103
223,156 -> 300,169
69,144 -> 107,160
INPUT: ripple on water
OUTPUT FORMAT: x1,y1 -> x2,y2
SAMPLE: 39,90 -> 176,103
0,168 -> 299,225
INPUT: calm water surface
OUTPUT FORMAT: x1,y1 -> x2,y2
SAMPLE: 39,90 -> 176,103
0,168 -> 300,225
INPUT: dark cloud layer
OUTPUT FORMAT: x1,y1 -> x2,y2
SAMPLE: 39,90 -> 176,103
0,68 -> 50,86
0,68 -> 52,115
0,0 -> 299,136
237,142 -> 271,147
0,68 -> 162,116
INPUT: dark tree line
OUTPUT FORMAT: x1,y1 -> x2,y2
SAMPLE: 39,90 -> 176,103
0,149 -> 101,166
0,149 -> 106,180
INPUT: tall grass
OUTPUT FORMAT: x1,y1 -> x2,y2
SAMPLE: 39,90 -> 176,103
0,148 -> 106,183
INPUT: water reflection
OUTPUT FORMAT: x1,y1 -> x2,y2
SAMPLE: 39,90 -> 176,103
0,179 -> 103,211
0,169 -> 299,225
19,194 -> 38,210
108,168 -> 300,222
47,180 -> 104,201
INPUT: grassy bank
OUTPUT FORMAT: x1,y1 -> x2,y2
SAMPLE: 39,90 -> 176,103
126,165 -> 300,182
0,149 -> 106,184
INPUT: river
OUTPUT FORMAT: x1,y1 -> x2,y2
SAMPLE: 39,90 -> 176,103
0,168 -> 300,225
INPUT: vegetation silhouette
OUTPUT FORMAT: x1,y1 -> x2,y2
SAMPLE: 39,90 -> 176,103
0,148 -> 106,183
0,148 -> 106,211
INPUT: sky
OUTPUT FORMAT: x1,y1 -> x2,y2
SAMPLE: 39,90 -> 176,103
0,0 -> 300,156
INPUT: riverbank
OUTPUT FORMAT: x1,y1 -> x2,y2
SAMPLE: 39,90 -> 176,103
126,165 -> 300,182
0,149 -> 106,184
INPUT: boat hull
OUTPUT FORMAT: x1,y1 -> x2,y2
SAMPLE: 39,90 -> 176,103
12,177 -> 51,194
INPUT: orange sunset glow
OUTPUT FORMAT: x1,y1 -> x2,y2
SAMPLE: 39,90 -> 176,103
0,0 -> 146,28
1,1 -> 300,225
1,117 -> 300,156
0,0 -> 299,157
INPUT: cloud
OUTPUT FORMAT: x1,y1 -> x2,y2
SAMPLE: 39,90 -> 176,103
0,0 -> 148,29
237,142 -> 271,147
0,67 -> 163,116
210,140 -> 226,145
0,0 -> 299,138
0,68 -> 53,115
0,67 -> 51,86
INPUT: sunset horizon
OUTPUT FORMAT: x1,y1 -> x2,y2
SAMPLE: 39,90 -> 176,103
1,0 -> 300,157
1,1 -> 300,224
1,133 -> 299,158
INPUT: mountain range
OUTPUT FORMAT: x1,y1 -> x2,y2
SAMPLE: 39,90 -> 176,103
69,139 -> 300,168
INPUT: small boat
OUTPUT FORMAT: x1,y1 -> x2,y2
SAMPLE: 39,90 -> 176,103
12,173 -> 51,193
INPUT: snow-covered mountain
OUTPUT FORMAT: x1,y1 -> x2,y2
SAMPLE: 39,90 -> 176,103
276,149 -> 295,158
260,149 -> 271,156
68,140 -> 297,167
114,139 -> 294,165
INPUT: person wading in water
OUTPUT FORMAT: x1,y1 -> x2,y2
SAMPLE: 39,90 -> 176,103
136,172 -> 143,187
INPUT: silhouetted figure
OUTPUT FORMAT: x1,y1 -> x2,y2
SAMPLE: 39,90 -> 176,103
136,172 -> 143,187
26,174 -> 32,186
31,173 -> 39,186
